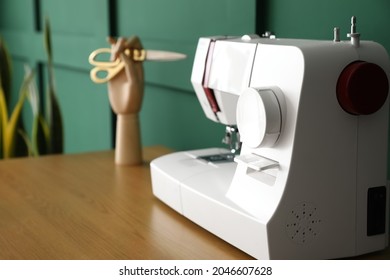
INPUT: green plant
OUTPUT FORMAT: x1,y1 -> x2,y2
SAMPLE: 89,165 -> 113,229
43,17 -> 63,154
0,18 -> 63,159
0,37 -> 30,158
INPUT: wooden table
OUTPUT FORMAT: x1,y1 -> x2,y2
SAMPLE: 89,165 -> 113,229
0,146 -> 251,260
0,146 -> 389,260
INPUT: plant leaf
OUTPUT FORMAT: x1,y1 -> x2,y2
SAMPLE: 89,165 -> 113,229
0,37 -> 12,103
2,69 -> 34,158
0,83 -> 9,129
47,85 -> 63,154
17,128 -> 34,157
44,17 -> 52,63
43,17 -> 63,154
24,64 -> 47,156
0,84 -> 8,158
37,114 -> 50,155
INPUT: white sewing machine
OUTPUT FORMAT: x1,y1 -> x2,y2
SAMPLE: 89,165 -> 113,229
150,17 -> 390,259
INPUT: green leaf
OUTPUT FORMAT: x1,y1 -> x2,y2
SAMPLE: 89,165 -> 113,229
44,17 -> 53,63
46,85 -> 63,154
43,17 -> 63,154
17,128 -> 34,157
37,114 -> 50,155
0,37 -> 12,103
0,84 -> 7,158
2,68 -> 34,158
25,64 -> 48,156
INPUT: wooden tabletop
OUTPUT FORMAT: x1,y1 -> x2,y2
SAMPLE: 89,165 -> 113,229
0,146 -> 252,260
0,146 -> 389,260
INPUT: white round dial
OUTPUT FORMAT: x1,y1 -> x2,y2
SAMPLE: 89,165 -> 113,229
236,87 -> 283,148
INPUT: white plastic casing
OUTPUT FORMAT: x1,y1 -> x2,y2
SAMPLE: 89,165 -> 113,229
191,37 -> 258,125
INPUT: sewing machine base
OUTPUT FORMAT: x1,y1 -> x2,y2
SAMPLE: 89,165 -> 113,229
151,148 -> 389,259
151,148 -> 270,258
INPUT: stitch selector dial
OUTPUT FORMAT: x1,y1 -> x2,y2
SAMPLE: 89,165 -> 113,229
236,87 -> 284,148
337,61 -> 389,115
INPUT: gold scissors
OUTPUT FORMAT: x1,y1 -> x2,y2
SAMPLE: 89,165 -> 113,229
89,48 -> 186,84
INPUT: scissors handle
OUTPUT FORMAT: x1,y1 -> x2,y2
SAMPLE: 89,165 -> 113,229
89,48 -> 146,83
89,48 -> 146,64
90,65 -> 124,84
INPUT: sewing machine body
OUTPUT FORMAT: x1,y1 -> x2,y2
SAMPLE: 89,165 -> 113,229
151,32 -> 390,259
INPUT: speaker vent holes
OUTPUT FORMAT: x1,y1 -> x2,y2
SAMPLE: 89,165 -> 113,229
286,203 -> 321,244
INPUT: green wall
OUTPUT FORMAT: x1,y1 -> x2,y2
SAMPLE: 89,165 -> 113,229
260,0 -> 390,51
1,0 -> 390,156
0,0 -> 112,154
0,0 -> 256,154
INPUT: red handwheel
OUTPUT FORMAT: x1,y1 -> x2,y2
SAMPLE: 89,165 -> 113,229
337,61 -> 389,115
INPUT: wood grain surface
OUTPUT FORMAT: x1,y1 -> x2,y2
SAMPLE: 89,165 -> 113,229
0,146 -> 251,260
1,146 -> 388,260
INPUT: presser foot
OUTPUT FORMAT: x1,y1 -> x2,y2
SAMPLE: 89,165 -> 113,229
222,125 -> 241,154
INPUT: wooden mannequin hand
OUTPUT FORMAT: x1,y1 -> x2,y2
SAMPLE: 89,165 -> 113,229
107,36 -> 144,115
106,36 -> 144,165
